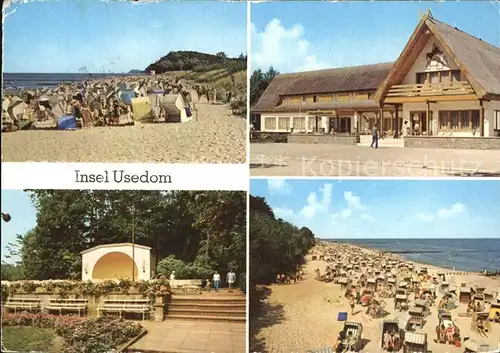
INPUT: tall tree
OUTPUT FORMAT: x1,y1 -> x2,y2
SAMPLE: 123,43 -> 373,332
250,66 -> 280,107
249,194 -> 315,286
10,191 -> 246,280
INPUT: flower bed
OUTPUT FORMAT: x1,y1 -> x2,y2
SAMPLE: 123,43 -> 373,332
3,313 -> 142,353
1,278 -> 170,300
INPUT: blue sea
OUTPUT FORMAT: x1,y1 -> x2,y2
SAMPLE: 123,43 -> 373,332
325,238 -> 500,273
2,72 -> 144,91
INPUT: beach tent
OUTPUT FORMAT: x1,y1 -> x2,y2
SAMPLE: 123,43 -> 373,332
162,94 -> 191,123
58,115 -> 77,130
131,97 -> 152,122
459,287 -> 472,303
147,89 -> 165,120
119,89 -> 136,106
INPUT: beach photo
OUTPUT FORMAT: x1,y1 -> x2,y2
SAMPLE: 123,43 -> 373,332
249,1 -> 500,177
1,1 -> 247,163
250,179 -> 500,353
1,190 -> 246,353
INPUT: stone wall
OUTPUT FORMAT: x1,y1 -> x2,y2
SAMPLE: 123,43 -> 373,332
404,136 -> 500,150
288,134 -> 360,144
170,279 -> 202,295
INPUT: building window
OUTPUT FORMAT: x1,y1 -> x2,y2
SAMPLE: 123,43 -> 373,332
450,111 -> 459,130
439,111 -> 449,129
439,110 -> 480,131
293,117 -> 306,130
313,96 -> 317,103
264,117 -> 276,130
416,70 -> 463,84
301,96 -> 306,102
460,111 -> 469,129
471,110 -> 480,129
451,70 -> 461,82
278,117 -> 290,130
430,72 -> 440,84
308,116 -> 316,130
416,73 -> 426,84
495,110 -> 500,131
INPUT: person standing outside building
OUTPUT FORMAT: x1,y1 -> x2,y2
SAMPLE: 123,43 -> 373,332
213,271 -> 221,293
370,123 -> 379,148
227,270 -> 236,293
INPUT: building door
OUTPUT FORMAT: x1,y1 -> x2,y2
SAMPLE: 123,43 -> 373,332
410,111 -> 427,135
329,117 -> 350,133
340,117 -> 351,133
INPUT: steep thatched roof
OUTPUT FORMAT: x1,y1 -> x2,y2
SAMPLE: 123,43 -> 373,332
375,15 -> 500,101
428,18 -> 500,97
271,100 -> 379,113
253,63 -> 393,113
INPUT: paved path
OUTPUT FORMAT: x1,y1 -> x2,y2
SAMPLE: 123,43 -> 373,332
250,143 -> 500,177
129,319 -> 246,353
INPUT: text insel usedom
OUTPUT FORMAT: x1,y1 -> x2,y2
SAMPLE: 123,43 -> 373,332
75,170 -> 172,184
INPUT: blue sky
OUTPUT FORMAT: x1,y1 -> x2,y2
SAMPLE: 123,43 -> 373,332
3,1 -> 246,73
251,1 -> 500,73
1,190 -> 37,263
250,179 -> 500,239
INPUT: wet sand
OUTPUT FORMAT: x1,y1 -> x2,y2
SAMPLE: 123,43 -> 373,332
2,103 -> 246,163
251,243 -> 500,353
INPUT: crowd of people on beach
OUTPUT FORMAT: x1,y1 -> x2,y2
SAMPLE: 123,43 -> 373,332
2,75 -> 198,132
302,242 -> 500,352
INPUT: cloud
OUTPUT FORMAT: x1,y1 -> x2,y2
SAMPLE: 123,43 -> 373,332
415,202 -> 467,222
251,19 -> 330,73
361,214 -> 376,222
344,191 -> 365,211
274,207 -> 294,219
300,183 -> 333,218
333,191 -> 371,220
267,179 -> 292,194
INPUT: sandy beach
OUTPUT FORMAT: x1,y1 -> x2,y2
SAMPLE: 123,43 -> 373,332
2,102 -> 246,163
251,241 -> 500,353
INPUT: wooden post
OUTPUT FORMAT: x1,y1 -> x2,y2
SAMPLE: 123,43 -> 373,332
379,107 -> 384,135
479,99 -> 484,137
354,111 -> 359,135
426,100 -> 430,136
394,105 -> 399,138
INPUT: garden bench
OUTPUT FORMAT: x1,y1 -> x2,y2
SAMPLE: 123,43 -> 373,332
98,299 -> 151,320
45,298 -> 88,316
4,297 -> 41,313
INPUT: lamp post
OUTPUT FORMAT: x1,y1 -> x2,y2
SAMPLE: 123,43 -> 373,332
132,207 -> 136,282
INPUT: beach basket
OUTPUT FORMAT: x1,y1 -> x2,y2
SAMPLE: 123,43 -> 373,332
57,115 -> 77,130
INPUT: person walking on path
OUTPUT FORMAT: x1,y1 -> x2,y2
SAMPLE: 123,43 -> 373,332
371,123 -> 379,149
227,270 -> 236,293
213,271 -> 221,292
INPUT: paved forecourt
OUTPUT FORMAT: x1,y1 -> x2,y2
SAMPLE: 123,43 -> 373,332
250,143 -> 500,177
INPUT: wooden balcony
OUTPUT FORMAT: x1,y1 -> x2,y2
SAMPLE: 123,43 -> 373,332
386,81 -> 475,99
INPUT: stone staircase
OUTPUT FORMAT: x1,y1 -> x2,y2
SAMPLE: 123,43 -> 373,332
166,290 -> 246,323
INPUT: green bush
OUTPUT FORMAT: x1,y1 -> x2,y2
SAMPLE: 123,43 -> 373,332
2,313 -> 142,353
156,255 -> 213,280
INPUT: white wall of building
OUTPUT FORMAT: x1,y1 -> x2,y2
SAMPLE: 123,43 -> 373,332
402,38 -> 459,85
260,112 -> 330,133
81,243 -> 152,282
485,100 -> 500,137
